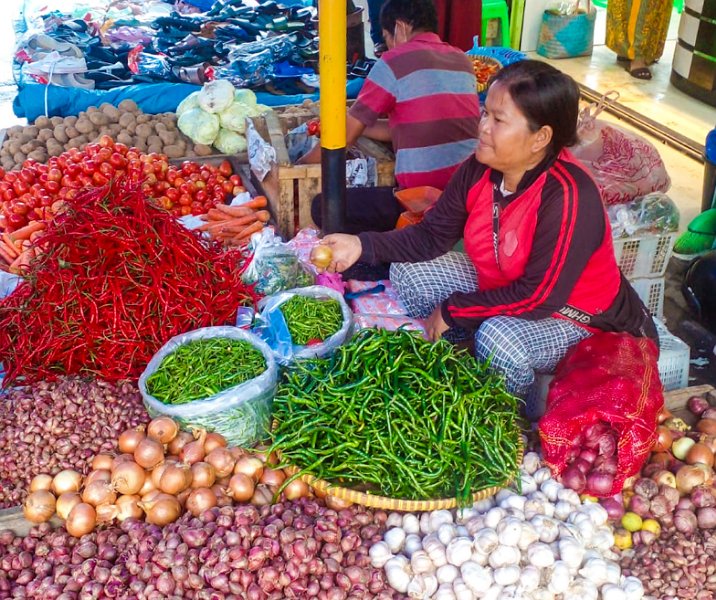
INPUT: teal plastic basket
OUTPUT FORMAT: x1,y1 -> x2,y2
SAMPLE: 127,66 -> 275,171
536,8 -> 597,59
465,37 -> 526,100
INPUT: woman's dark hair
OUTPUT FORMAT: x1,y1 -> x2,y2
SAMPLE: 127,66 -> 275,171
379,0 -> 438,35
491,60 -> 580,153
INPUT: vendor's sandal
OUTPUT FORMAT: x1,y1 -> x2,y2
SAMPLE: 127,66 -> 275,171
616,55 -> 629,63
627,66 -> 652,80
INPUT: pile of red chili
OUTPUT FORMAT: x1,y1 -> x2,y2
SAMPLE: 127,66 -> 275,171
0,178 -> 257,385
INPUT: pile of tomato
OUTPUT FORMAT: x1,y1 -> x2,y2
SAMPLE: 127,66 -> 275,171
0,135 -> 244,233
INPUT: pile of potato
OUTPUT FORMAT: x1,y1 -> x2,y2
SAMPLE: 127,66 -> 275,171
1,100 -> 217,171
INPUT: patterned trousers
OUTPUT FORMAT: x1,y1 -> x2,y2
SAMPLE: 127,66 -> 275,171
390,252 -> 591,402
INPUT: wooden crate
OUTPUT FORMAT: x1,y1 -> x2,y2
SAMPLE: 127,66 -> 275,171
663,384 -> 716,425
250,110 -> 395,240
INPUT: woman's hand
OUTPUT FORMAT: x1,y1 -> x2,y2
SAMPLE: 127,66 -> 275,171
425,305 -> 449,342
320,234 -> 362,272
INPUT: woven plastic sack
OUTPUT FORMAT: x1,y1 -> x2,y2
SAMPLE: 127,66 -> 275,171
536,6 -> 596,59
138,326 -> 278,447
572,93 -> 671,205
254,285 -> 353,365
538,332 -> 663,495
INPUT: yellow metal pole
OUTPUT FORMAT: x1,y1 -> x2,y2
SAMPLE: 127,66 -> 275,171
318,0 -> 347,233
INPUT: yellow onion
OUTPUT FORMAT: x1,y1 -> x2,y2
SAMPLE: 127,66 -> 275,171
134,437 -> 165,469
118,426 -> 146,454
696,418 -> 716,435
91,454 -> 115,472
260,468 -> 286,489
66,503 -> 96,537
159,463 -> 193,495
85,469 -> 111,486
185,487 -> 218,516
672,437 -> 696,461
676,464 -> 709,495
211,484 -> 233,507
325,495 -> 353,510
250,484 -> 273,506
115,495 -> 143,521
95,503 -> 118,524
23,490 -> 56,524
111,461 -> 146,495
52,470 -> 82,495
234,457 -> 264,482
147,416 -> 179,444
112,453 -> 135,471
180,430 -> 207,465
686,442 -> 715,468
190,462 -> 216,488
151,463 -> 169,489
283,479 -> 310,501
139,494 -> 182,525
203,432 -> 228,453
310,245 -> 333,270
167,431 -> 194,456
228,473 -> 255,502
81,481 -> 117,507
205,447 -> 235,478
29,474 -> 53,493
55,492 -> 82,520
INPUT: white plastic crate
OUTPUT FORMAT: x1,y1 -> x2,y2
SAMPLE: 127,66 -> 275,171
655,319 -> 690,391
629,276 -> 665,319
613,233 -> 677,279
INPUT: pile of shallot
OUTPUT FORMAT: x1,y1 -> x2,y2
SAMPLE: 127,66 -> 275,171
0,377 -> 148,508
1,501 -> 405,599
22,416 -> 320,536
559,421 -> 620,497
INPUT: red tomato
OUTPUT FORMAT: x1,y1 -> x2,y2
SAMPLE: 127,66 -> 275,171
194,180 -> 206,190
190,201 -> 204,215
114,143 -> 128,155
47,168 -> 62,183
45,180 -> 61,194
97,148 -> 112,163
0,168 -> 5,179
3,189 -> 16,202
4,172 -> 17,184
85,143 -> 101,156
99,163 -> 114,177
159,196 -> 173,210
99,134 -> 114,148
13,180 -> 29,195
92,172 -> 109,186
218,160 -> 233,177
82,160 -> 96,175
12,201 -> 29,215
195,189 -> 207,203
19,170 -> 35,184
180,205 -> 191,216
222,181 -> 234,194
178,194 -> 192,207
166,188 -> 180,202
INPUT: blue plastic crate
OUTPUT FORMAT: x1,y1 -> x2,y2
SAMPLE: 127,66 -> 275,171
465,37 -> 526,100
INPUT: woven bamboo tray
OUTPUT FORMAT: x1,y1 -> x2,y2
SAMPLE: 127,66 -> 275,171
284,441 -> 524,512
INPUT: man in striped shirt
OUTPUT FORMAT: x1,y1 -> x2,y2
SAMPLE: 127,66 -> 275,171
303,0 -> 480,233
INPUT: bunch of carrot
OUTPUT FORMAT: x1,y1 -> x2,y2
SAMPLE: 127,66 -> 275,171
0,221 -> 45,274
198,195 -> 270,246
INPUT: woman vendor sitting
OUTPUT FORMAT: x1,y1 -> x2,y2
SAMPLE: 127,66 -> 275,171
320,60 -> 658,404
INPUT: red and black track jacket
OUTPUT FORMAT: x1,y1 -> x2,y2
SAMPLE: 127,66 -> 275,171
358,149 -> 658,342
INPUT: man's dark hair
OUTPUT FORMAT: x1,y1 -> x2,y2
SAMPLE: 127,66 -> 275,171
379,0 -> 438,34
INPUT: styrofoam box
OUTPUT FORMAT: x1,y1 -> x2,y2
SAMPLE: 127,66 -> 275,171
613,233 -> 677,279
630,276 -> 665,319
655,319 -> 690,392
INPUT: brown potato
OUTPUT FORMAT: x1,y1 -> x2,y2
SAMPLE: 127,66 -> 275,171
117,99 -> 138,112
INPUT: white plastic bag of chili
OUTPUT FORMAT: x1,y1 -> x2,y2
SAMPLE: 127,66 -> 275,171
253,285 -> 353,366
138,326 -> 278,447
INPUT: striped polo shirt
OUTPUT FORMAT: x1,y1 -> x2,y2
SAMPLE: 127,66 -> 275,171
349,32 -> 480,190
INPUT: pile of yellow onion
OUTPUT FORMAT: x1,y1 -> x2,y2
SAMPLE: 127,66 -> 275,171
22,416 -> 321,537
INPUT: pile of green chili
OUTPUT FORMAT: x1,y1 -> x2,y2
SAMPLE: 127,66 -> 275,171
146,337 -> 266,405
280,295 -> 343,346
270,328 -> 522,505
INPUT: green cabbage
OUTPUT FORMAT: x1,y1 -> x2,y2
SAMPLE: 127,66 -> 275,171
177,108 -> 220,145
214,128 -> 247,155
218,102 -> 252,133
176,92 -> 200,117
198,80 -> 236,114
234,88 -> 257,107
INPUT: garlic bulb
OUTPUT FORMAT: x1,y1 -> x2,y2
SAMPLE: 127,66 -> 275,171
465,515 -> 486,536
578,557 -> 609,587
423,533 -> 448,568
504,507 -> 525,521
411,549 -> 435,575
369,541 -> 393,568
386,512 -> 403,529
384,527 -> 406,553
435,582 -> 458,600
592,526 -> 615,552
429,510 -> 454,532
420,511 -> 432,535
485,507 -> 506,529
495,489 -> 515,504
517,522 -> 540,551
403,513 -> 421,535
540,479 -> 563,503
499,586 -> 521,599
527,542 -> 556,568
520,473 -> 538,495
384,556 -> 411,593
496,517 -> 522,546
580,503 -> 608,527
473,528 -> 499,555
456,525 -> 469,538
533,467 -> 552,485
532,516 -> 560,543
483,585 -> 504,600
407,574 -> 435,599
438,522 -> 458,546
558,537 -> 585,570
500,494 -> 526,513
546,560 -> 570,594
605,560 -> 621,585
456,507 -> 480,524
461,561 -> 493,595
554,500 -> 574,521
621,576 -> 645,600
487,544 -> 521,569
404,533 -> 423,558
601,583 -> 627,600
470,549 -> 488,566
564,578 -> 599,600
517,565 -> 541,592
556,487 -> 581,506
452,577 -> 474,600
522,452 -> 541,474
473,497 -> 495,512
523,498 -> 547,520
493,566 -> 520,586
436,564 -> 459,585
446,537 -> 473,567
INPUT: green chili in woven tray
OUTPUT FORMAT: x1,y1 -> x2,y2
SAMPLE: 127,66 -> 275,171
279,294 -> 343,345
146,337 -> 267,405
270,328 -> 522,506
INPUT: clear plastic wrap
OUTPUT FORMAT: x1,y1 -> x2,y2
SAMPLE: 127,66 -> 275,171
243,228 -> 313,295
607,192 -> 680,238
254,286 -> 353,365
138,326 -> 277,447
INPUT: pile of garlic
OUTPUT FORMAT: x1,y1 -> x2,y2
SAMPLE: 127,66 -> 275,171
369,452 -> 652,600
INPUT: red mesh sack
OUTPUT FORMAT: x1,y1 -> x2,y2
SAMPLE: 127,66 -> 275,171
538,332 -> 663,496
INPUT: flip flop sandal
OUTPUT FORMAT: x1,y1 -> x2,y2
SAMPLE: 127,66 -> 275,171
627,66 -> 652,80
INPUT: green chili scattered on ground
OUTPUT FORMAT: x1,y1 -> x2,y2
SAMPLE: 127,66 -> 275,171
280,295 -> 343,345
146,337 -> 266,405
270,328 -> 522,506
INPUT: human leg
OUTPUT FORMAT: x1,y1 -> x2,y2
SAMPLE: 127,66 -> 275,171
473,316 -> 591,398
390,252 -> 477,319
366,0 -> 387,54
311,186 -> 402,234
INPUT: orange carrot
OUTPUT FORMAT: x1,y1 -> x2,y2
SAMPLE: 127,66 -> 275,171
9,250 -> 32,274
215,203 -> 262,218
198,214 -> 258,233
0,238 -> 19,259
0,244 -> 15,265
232,221 -> 265,243
10,220 -> 45,241
255,210 -> 271,223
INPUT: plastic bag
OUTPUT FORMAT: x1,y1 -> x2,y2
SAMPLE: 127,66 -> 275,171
538,332 -> 663,496
571,92 -> 671,206
243,228 -> 309,295
138,326 -> 278,447
254,286 -> 353,365
608,192 -> 680,238
0,272 -> 20,299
